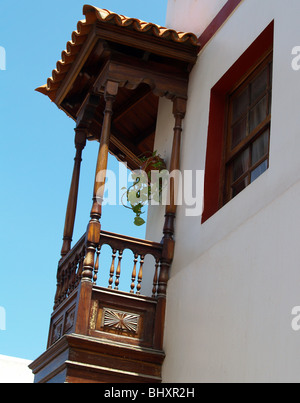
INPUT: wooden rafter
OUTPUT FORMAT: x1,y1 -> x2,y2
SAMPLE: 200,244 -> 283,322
112,86 -> 152,123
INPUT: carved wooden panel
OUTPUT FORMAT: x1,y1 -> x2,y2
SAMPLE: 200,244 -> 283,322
88,287 -> 157,348
64,306 -> 76,334
50,307 -> 76,347
102,308 -> 140,335
89,300 -> 141,339
48,291 -> 79,348
51,319 -> 63,345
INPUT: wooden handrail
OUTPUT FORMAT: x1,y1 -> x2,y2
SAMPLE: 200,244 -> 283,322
58,234 -> 86,269
98,231 -> 162,295
55,234 -> 86,309
54,231 -> 163,310
99,230 -> 162,259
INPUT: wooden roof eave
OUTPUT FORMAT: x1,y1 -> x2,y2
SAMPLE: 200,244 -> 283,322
54,25 -> 197,109
94,20 -> 199,65
35,5 -> 199,169
55,25 -> 98,107
35,5 -> 199,107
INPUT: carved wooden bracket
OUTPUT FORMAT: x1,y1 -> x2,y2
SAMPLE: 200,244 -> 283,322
76,93 -> 102,132
93,60 -> 189,100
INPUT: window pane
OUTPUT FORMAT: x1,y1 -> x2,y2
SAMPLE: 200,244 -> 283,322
252,130 -> 269,165
231,117 -> 247,149
232,88 -> 249,122
249,96 -> 267,132
232,148 -> 250,182
251,67 -> 268,103
232,177 -> 248,198
250,160 -> 268,182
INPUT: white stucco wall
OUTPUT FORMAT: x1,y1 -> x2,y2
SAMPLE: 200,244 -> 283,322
147,0 -> 300,382
0,355 -> 34,383
166,0 -> 227,36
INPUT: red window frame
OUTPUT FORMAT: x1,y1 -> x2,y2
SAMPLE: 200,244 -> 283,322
202,21 -> 274,223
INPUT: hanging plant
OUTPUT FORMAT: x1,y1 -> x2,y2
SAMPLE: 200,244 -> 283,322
139,151 -> 166,177
121,151 -> 166,226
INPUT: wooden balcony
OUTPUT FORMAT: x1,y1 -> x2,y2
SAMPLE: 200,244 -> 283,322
30,4 -> 198,383
30,231 -> 166,383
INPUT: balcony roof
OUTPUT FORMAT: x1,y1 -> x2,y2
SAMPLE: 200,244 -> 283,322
36,5 -> 199,103
35,5 -> 199,169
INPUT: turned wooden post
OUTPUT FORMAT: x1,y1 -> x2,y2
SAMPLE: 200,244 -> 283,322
61,129 -> 87,258
158,97 -> 186,297
75,81 -> 118,336
81,81 -> 119,282
154,97 -> 186,350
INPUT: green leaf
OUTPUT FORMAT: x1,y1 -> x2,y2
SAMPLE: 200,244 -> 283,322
134,217 -> 146,226
132,204 -> 143,214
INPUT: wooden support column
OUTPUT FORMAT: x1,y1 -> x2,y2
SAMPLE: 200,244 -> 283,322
81,81 -> 119,282
76,81 -> 118,335
159,97 -> 186,296
61,129 -> 86,258
154,97 -> 186,350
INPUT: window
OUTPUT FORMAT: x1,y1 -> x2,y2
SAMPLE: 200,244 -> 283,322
223,54 -> 273,203
202,21 -> 274,223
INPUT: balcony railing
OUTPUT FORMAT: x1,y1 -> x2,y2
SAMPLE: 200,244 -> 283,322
54,231 -> 163,310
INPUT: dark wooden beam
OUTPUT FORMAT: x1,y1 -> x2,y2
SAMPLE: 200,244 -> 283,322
134,124 -> 157,146
110,134 -> 141,170
95,22 -> 198,64
113,86 -> 152,123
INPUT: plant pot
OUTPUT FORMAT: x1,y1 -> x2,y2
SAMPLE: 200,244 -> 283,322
140,156 -> 166,177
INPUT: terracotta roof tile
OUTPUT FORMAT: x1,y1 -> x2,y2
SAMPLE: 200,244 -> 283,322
83,6 -> 198,44
36,4 -> 198,102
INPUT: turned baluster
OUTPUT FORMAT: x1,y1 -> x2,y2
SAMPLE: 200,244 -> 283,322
66,265 -> 72,297
152,258 -> 160,298
136,255 -> 145,295
114,250 -> 123,290
76,253 -> 84,285
60,271 -> 67,303
93,246 -> 100,284
69,259 -> 77,292
54,272 -> 63,309
130,253 -> 139,293
108,249 -> 117,289
61,268 -> 69,300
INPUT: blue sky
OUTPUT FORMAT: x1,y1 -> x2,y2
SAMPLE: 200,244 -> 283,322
0,0 -> 168,361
